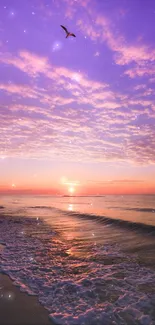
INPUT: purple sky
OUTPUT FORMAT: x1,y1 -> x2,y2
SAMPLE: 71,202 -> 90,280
0,0 -> 155,194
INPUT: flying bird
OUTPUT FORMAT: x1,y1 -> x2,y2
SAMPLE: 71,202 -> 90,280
60,25 -> 76,38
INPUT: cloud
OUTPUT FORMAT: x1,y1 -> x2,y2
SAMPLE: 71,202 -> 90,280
110,179 -> 144,183
87,179 -> 144,184
0,50 -> 121,111
125,65 -> 155,78
76,10 -> 155,78
0,83 -> 38,99
63,0 -> 91,18
0,50 -> 155,164
0,51 -> 50,78
134,84 -> 146,91
37,0 -> 155,80
100,21 -> 155,68
114,45 -> 155,67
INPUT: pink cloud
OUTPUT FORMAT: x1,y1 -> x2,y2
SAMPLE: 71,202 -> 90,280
76,12 -> 155,75
114,45 -> 155,66
0,83 -> 38,99
95,17 -> 155,67
1,50 -> 155,164
0,50 -> 50,78
125,65 -> 155,78
0,50 -> 154,115
35,0 -> 155,79
1,50 -> 119,110
134,84 -> 146,90
64,0 -> 91,18
77,19 -> 101,41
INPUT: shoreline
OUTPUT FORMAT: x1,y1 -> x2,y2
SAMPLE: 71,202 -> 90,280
0,273 -> 54,325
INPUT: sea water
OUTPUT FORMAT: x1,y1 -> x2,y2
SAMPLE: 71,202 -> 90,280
0,194 -> 155,324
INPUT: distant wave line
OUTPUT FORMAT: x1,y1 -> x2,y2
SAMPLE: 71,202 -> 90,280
29,206 -> 155,235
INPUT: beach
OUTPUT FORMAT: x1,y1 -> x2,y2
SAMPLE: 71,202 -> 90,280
0,273 -> 52,325
0,195 -> 155,324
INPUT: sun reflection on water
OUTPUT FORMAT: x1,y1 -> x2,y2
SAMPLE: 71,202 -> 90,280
68,204 -> 73,211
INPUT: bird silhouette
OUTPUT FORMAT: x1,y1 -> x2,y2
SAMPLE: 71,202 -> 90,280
60,25 -> 76,38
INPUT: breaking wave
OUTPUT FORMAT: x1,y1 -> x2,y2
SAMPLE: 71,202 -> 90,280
29,205 -> 155,235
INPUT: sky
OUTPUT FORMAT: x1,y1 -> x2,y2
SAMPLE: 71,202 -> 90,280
0,0 -> 155,195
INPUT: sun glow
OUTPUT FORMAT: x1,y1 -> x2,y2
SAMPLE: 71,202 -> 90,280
68,187 -> 75,194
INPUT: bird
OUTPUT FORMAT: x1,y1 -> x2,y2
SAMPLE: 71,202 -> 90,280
60,25 -> 76,38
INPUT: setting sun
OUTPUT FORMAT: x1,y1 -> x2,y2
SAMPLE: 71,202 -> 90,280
68,187 -> 75,194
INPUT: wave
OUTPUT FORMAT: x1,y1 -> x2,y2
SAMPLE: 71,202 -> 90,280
29,205 -> 155,236
30,206 -> 52,209
111,207 -> 155,213
126,207 -> 155,212
70,211 -> 155,235
59,202 -> 91,205
61,195 -> 104,197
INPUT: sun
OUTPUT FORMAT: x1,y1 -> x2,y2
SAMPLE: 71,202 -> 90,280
68,187 -> 75,194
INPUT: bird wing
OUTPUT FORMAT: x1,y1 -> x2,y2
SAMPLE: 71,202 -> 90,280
70,33 -> 76,37
60,25 -> 68,34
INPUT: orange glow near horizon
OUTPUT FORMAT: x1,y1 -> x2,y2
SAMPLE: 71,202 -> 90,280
0,160 -> 155,195
0,178 -> 155,195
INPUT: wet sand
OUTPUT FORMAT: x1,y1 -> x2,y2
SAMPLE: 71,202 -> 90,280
0,273 -> 53,325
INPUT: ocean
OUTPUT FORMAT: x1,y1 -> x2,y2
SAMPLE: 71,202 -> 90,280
0,194 -> 155,324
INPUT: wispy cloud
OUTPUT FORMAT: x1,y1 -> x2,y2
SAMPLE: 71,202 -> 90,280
76,10 -> 155,78
0,50 -> 155,164
87,179 -> 145,184
125,65 -> 155,78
